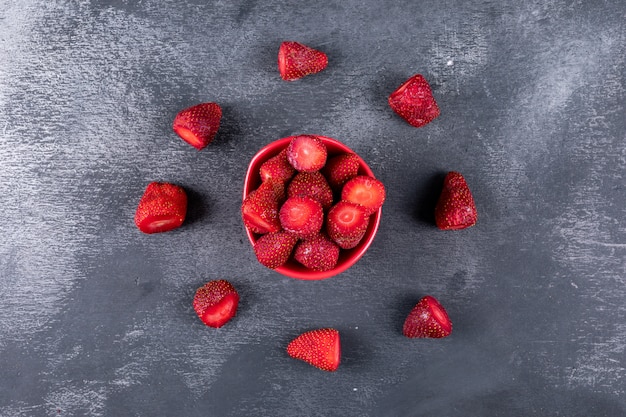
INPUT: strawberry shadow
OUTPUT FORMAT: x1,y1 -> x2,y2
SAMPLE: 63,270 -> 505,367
411,171 -> 446,225
213,103 -> 243,147
183,187 -> 211,226
338,326 -> 372,369
367,71 -> 410,114
393,294 -> 421,335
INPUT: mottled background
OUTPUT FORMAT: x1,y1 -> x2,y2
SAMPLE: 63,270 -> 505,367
0,0 -> 624,416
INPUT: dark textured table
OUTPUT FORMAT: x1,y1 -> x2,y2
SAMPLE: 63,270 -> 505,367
1,1 -> 624,416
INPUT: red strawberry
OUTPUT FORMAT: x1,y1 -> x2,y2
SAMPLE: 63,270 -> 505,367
242,180 -> 285,234
388,74 -> 440,128
173,102 -> 222,150
403,295 -> 452,338
287,171 -> 334,210
322,153 -> 361,190
279,196 -> 324,238
294,233 -> 340,272
278,41 -> 328,81
286,135 -> 328,172
259,149 -> 296,184
253,231 -> 298,269
434,171 -> 477,230
286,328 -> 340,372
326,201 -> 370,249
193,279 -> 239,328
134,182 -> 187,234
341,175 -> 386,215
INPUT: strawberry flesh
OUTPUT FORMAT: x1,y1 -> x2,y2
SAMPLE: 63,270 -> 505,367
294,233 -> 340,272
279,195 -> 324,238
278,41 -> 328,81
287,328 -> 340,372
388,74 -> 440,128
326,201 -> 370,249
322,153 -> 361,190
287,171 -> 334,210
134,182 -> 187,234
286,135 -> 328,172
173,102 -> 222,150
403,295 -> 452,338
254,231 -> 299,269
193,280 -> 239,328
242,180 -> 285,234
435,171 -> 477,230
341,175 -> 386,215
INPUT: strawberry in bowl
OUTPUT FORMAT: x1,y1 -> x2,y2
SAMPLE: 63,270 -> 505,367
242,135 -> 385,280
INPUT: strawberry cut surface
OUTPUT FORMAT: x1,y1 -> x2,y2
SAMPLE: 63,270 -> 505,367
286,135 -> 328,172
134,182 -> 187,234
403,295 -> 452,338
326,201 -> 370,249
193,280 -> 239,328
241,180 -> 285,234
279,195 -> 324,238
278,41 -> 328,81
287,328 -> 340,372
388,74 -> 440,128
173,102 -> 222,150
341,175 -> 386,215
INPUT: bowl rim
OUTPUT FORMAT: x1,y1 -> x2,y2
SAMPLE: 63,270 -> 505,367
243,135 -> 382,280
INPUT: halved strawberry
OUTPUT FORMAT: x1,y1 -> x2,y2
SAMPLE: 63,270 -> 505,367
279,196 -> 324,239
294,233 -> 340,272
253,231 -> 298,269
403,295 -> 452,338
341,175 -> 386,215
259,148 -> 296,184
278,41 -> 328,81
326,201 -> 370,249
287,328 -> 340,372
435,171 -> 477,230
322,153 -> 361,190
388,74 -> 440,128
134,182 -> 187,234
193,280 -> 239,328
173,102 -> 222,150
286,135 -> 328,172
287,171 -> 334,210
242,180 -> 285,234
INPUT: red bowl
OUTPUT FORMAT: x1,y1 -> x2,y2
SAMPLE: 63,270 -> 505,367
243,135 -> 382,280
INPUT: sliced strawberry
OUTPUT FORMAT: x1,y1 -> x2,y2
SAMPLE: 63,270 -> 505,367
435,171 -> 477,230
322,153 -> 361,190
326,201 -> 370,249
241,180 -> 285,234
193,280 -> 239,328
286,135 -> 328,172
341,175 -> 386,215
278,41 -> 328,81
173,102 -> 222,150
279,196 -> 324,238
388,74 -> 440,128
134,182 -> 187,234
253,231 -> 298,269
294,233 -> 340,272
403,295 -> 452,338
287,328 -> 340,372
287,171 -> 334,210
259,148 -> 296,184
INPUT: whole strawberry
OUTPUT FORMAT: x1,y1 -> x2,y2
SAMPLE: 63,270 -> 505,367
294,233 -> 340,272
134,182 -> 187,234
403,295 -> 452,338
435,171 -> 477,230
287,328 -> 340,372
322,153 -> 361,191
193,280 -> 239,328
253,231 -> 299,269
287,171 -> 334,210
173,102 -> 222,150
278,41 -> 328,81
388,74 -> 440,128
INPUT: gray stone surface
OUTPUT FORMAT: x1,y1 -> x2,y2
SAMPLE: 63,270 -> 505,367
0,0 -> 624,416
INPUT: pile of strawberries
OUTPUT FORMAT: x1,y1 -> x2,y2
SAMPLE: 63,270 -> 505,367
133,41 -> 477,371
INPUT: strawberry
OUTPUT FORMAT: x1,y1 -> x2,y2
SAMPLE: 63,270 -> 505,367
403,295 -> 452,338
434,171 -> 477,230
279,195 -> 324,238
253,231 -> 298,269
193,280 -> 240,328
388,74 -> 440,128
259,149 -> 296,184
278,41 -> 328,81
286,328 -> 340,372
322,153 -> 361,190
341,175 -> 386,215
242,180 -> 285,234
286,135 -> 328,172
173,102 -> 222,150
287,171 -> 334,210
326,201 -> 370,249
294,233 -> 340,272
134,182 -> 187,234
